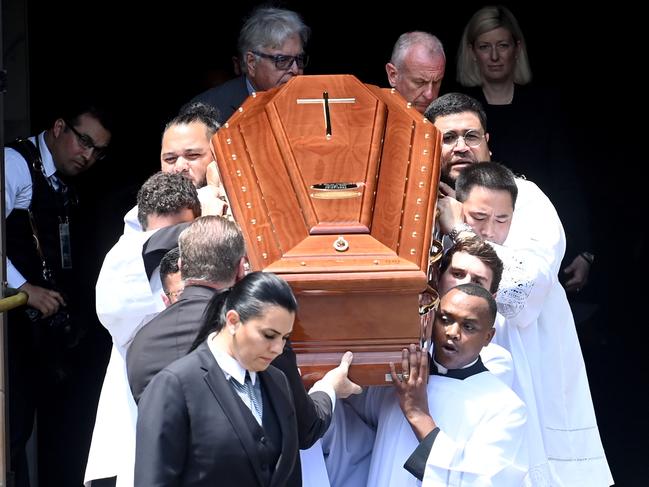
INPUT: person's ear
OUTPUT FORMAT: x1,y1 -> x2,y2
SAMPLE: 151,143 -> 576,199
245,51 -> 257,77
385,62 -> 398,88
485,327 -> 495,345
235,256 -> 248,281
52,118 -> 65,138
484,132 -> 490,144
226,309 -> 241,335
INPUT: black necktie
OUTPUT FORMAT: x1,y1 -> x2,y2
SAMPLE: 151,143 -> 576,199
231,372 -> 263,425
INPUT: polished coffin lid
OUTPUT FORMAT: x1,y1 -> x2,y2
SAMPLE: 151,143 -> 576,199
213,75 -> 440,384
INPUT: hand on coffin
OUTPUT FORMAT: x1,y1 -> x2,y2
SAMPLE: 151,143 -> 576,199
318,351 -> 362,399
436,196 -> 464,235
201,162 -> 229,217
390,344 -> 436,441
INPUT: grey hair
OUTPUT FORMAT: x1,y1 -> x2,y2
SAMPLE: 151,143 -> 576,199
178,216 -> 246,283
390,31 -> 445,69
238,7 -> 310,74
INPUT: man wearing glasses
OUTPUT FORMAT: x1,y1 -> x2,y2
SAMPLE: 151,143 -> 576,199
192,6 -> 310,124
3,98 -> 112,487
425,93 -> 612,486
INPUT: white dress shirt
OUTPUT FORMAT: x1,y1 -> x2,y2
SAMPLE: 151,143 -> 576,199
4,131 -> 58,288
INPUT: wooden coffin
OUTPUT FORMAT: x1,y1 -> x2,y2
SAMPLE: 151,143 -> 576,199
212,75 -> 440,385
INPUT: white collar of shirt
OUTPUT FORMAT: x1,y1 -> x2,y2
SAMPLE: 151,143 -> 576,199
37,131 -> 58,179
431,353 -> 479,375
245,76 -> 256,95
207,332 -> 258,386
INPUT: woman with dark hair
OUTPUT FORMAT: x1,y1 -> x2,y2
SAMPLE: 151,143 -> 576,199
135,271 -> 359,486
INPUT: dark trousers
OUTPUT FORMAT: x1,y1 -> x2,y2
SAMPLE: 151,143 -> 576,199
7,308 -> 111,487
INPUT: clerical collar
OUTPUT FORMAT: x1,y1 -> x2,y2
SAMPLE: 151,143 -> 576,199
429,353 -> 487,380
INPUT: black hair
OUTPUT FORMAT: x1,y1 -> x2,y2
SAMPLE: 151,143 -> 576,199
452,283 -> 497,325
136,172 -> 201,230
440,235 -> 503,294
455,161 -> 518,209
166,101 -> 221,136
189,271 -> 297,352
424,92 -> 487,132
60,96 -> 115,135
159,247 -> 180,288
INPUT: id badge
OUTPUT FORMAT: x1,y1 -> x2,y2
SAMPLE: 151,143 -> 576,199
59,221 -> 72,268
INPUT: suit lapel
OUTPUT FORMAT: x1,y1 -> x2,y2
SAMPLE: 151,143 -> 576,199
261,368 -> 298,487
198,345 -> 266,487
231,75 -> 250,112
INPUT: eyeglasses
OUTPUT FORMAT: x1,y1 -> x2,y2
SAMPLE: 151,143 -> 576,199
164,289 -> 183,300
64,120 -> 108,160
251,50 -> 309,70
442,130 -> 485,148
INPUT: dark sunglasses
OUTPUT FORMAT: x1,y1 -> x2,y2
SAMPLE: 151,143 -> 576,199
251,51 -> 309,70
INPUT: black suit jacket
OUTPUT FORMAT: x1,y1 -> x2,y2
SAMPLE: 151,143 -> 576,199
135,343 -> 332,486
191,75 -> 250,124
126,282 -> 333,447
126,284 -> 216,403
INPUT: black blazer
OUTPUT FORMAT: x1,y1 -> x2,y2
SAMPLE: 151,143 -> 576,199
126,284 -> 217,403
135,342 -> 330,486
191,75 -> 250,124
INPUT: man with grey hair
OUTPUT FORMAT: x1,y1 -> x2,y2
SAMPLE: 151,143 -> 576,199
192,6 -> 310,124
127,215 -> 247,402
385,31 -> 446,114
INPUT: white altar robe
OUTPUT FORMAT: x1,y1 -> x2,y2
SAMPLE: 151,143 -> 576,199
300,440 -> 332,487
492,178 -> 613,486
344,367 -> 528,487
321,346 -> 514,487
84,230 -> 164,486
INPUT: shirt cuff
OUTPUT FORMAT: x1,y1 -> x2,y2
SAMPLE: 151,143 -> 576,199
7,260 -> 27,289
309,381 -> 336,413
403,427 -> 440,480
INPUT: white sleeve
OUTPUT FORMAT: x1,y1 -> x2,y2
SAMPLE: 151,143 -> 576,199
480,342 -> 514,387
492,179 -> 566,328
322,399 -> 375,487
95,232 -> 164,351
343,385 -> 391,429
506,179 -> 565,274
423,394 -> 528,486
492,242 -> 555,328
4,147 -> 33,288
123,205 -> 142,234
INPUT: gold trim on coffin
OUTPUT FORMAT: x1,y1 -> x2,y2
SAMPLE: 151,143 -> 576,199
310,190 -> 362,199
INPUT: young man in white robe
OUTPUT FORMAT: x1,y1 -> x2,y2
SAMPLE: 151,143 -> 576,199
344,284 -> 528,486
84,173 -> 200,487
322,237 -> 513,487
426,96 -> 613,486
